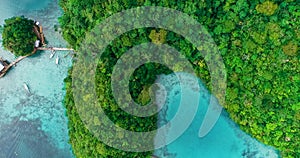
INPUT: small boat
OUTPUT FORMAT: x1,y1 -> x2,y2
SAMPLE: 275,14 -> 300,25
50,50 -> 56,59
49,53 -> 54,59
56,56 -> 59,65
23,83 -> 31,95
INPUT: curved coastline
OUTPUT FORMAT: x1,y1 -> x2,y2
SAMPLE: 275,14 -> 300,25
59,0 -> 299,157
154,73 -> 279,158
0,0 -> 297,157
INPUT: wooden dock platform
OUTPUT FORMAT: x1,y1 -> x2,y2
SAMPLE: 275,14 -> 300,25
33,24 -> 46,46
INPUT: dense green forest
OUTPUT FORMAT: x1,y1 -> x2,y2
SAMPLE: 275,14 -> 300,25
2,16 -> 37,56
59,0 -> 299,157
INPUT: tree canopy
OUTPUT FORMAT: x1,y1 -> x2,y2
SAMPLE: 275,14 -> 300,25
60,0 -> 300,157
2,16 -> 37,56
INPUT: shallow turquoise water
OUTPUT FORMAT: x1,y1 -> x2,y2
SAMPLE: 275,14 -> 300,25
0,0 -> 74,157
154,73 -> 279,158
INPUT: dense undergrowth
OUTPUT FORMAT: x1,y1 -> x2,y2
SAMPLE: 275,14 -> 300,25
60,0 -> 299,157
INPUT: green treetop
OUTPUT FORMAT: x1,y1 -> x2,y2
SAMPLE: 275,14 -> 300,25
2,16 -> 37,56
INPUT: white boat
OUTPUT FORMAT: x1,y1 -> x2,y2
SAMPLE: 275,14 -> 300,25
49,50 -> 56,59
49,53 -> 54,59
23,83 -> 31,95
56,56 -> 59,65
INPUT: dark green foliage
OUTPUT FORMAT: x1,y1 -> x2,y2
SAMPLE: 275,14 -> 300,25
2,16 -> 37,56
60,0 -> 300,157
64,69 -> 153,158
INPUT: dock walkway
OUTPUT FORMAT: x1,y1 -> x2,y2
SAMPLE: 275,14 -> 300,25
0,21 -> 75,78
0,47 -> 74,78
0,52 -> 33,78
37,47 -> 74,51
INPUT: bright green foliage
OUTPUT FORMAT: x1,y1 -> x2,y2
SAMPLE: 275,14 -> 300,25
223,20 -> 236,33
282,41 -> 298,56
2,16 -> 37,56
60,0 -> 300,157
266,22 -> 283,46
137,86 -> 151,106
149,29 -> 168,44
256,1 -> 278,16
64,70 -> 155,158
251,31 -> 267,44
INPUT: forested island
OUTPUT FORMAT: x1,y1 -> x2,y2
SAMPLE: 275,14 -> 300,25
59,0 -> 299,157
0,16 -> 42,77
0,16 -> 74,78
2,16 -> 38,56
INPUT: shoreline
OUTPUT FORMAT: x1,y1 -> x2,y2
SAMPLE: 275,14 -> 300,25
57,0 -> 299,157
0,0 -> 74,157
153,73 -> 279,158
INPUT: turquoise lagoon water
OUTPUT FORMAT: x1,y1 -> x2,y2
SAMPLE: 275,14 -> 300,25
0,0 -> 74,157
154,73 -> 279,158
0,0 -> 280,158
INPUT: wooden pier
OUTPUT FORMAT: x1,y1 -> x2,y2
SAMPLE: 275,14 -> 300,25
0,52 -> 34,78
0,21 -> 75,78
36,47 -> 74,51
0,47 -> 74,78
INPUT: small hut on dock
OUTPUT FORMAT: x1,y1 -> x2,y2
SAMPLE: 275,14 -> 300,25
33,21 -> 46,46
0,62 -> 4,72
